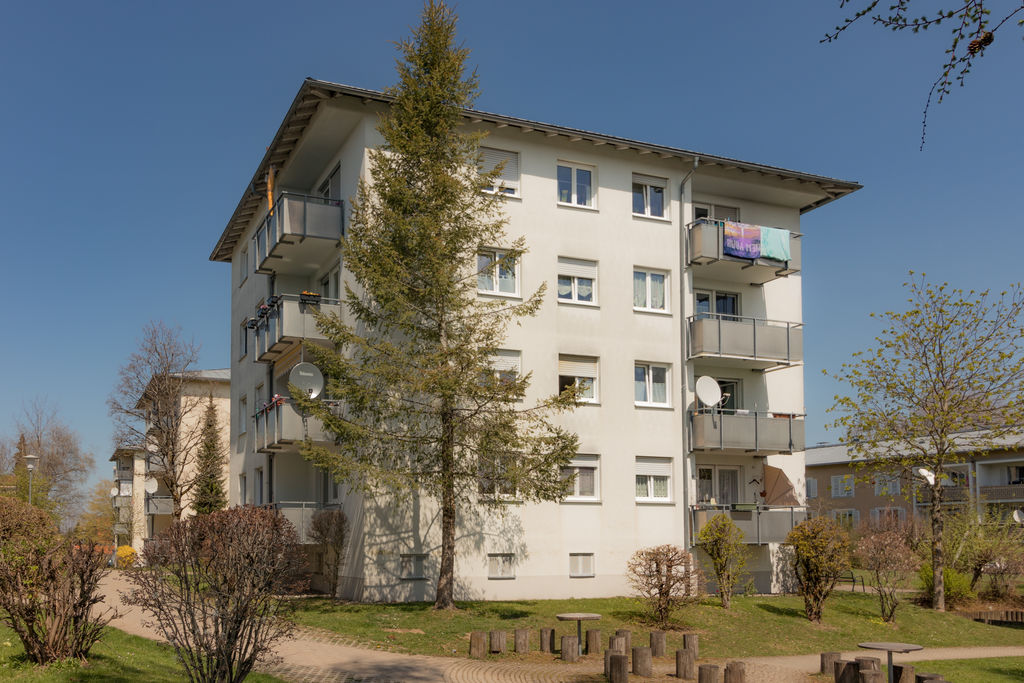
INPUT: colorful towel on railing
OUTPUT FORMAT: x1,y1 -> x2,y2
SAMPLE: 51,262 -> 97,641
723,221 -> 761,259
759,226 -> 791,261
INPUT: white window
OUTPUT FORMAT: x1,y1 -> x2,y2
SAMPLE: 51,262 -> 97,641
557,257 -> 597,305
557,162 -> 595,207
401,554 -> 427,580
254,467 -> 264,506
806,477 -> 818,499
693,203 -> 739,222
569,553 -> 595,578
560,455 -> 599,501
479,455 -> 516,498
831,474 -> 854,498
558,355 -> 598,403
477,249 -> 518,296
490,350 -> 522,385
239,246 -> 248,285
239,320 -> 249,360
634,363 -> 670,407
480,147 -> 520,196
871,507 -> 905,524
119,480 -> 132,496
488,553 -> 515,579
831,508 -> 859,530
696,289 -> 739,319
697,465 -> 741,506
632,174 -> 667,218
635,457 -> 672,502
238,396 -> 248,435
874,475 -> 900,497
633,268 -> 668,312
238,473 -> 247,505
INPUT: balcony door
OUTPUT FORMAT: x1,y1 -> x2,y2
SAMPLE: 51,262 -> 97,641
695,289 -> 739,320
697,465 -> 741,505
697,378 -> 740,412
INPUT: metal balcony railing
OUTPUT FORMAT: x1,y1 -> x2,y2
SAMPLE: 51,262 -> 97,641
253,398 -> 335,452
265,501 -> 321,544
688,314 -> 803,368
253,293 -> 342,362
690,505 -> 807,545
916,484 -> 1024,504
253,193 -> 343,276
689,409 -> 805,454
688,218 -> 800,284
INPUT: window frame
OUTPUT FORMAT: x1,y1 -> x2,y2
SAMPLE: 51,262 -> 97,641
476,248 -> 520,298
487,553 -> 515,580
560,454 -> 600,502
806,477 -> 818,499
478,454 -> 517,500
557,355 -> 599,404
400,553 -> 428,581
480,147 -> 521,197
632,267 -> 669,313
871,507 -> 905,524
239,246 -> 248,286
634,362 -> 671,408
695,288 -> 740,320
830,474 -> 854,498
874,474 -> 900,497
693,202 -> 740,223
238,473 -> 247,505
632,174 -> 668,220
238,319 -> 249,360
635,456 -> 673,503
569,553 -> 595,578
238,395 -> 248,436
556,161 -> 597,209
831,508 -> 860,530
556,257 -> 598,306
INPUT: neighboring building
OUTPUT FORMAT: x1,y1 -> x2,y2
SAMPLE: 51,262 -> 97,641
806,440 -> 1024,530
110,369 -> 231,551
210,78 -> 860,600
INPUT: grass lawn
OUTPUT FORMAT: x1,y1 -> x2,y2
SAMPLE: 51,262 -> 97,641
904,657 -> 1024,683
0,624 -> 284,682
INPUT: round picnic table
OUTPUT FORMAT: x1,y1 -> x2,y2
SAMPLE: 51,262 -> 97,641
857,641 -> 923,683
556,612 -> 600,656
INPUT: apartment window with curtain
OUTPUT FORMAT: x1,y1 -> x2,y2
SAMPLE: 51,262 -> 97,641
633,268 -> 668,312
632,174 -> 667,218
557,162 -> 595,207
635,456 -> 672,502
477,249 -> 518,296
634,363 -> 670,407
480,147 -> 520,196
695,289 -> 739,319
560,455 -> 599,501
557,257 -> 597,305
569,553 -> 595,578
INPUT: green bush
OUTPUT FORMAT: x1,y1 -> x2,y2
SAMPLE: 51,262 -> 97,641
919,563 -> 976,606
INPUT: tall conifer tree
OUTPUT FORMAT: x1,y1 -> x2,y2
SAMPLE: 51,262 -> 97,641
191,396 -> 227,515
297,0 -> 579,609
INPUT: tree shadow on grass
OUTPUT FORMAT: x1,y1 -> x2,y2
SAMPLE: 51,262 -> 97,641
475,604 -> 532,619
755,602 -> 804,619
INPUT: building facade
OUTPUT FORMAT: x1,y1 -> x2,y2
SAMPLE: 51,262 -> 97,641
210,79 -> 860,600
110,369 -> 231,551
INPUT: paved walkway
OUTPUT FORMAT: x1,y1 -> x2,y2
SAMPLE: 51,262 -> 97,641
99,574 -> 1024,682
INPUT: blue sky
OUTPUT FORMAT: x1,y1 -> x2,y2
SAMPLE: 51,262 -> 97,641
1,1 -> 1021,494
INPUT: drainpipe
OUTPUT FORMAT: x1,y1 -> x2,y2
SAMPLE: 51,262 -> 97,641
680,157 -> 698,549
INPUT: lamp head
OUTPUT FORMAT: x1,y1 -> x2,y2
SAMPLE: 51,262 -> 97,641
24,453 -> 39,472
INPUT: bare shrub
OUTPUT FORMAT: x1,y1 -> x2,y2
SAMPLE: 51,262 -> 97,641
626,544 -> 700,627
0,497 -> 113,663
123,506 -> 307,683
696,513 -> 748,609
855,522 -> 919,621
786,516 -> 850,623
309,508 -> 349,597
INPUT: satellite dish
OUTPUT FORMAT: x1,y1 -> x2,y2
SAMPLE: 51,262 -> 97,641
913,467 -> 936,486
144,478 -> 158,494
289,362 -> 324,399
1012,509 -> 1024,524
109,487 -> 119,498
695,376 -> 723,407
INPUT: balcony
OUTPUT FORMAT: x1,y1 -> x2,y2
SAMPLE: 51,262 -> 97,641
917,484 -> 1024,505
115,465 -> 133,481
113,495 -> 132,508
253,193 -> 343,276
146,496 -> 173,515
690,505 -> 807,545
254,398 -> 335,452
254,294 -> 342,362
689,410 -> 804,454
688,218 -> 800,284
688,314 -> 802,369
267,501 -> 321,544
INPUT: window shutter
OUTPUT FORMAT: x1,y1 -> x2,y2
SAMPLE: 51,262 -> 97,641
481,147 -> 519,193
852,509 -> 861,526
632,173 -> 666,187
558,355 -> 597,378
635,456 -> 672,477
491,350 -> 521,372
806,477 -> 817,499
557,257 -> 598,279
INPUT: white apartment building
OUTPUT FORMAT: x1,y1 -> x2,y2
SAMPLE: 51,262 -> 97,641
210,79 -> 860,600
110,369 -> 231,552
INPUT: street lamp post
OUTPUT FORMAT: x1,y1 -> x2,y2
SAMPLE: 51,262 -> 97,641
24,453 -> 39,505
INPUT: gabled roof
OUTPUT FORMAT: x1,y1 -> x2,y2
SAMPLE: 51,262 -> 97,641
210,78 -> 862,263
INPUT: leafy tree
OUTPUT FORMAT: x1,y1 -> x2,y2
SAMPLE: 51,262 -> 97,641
855,521 -> 919,621
191,396 -> 227,515
123,506 -> 306,683
824,1 -> 1024,147
625,545 -> 700,627
296,0 -> 579,609
696,514 -> 748,609
786,517 -> 850,623
75,480 -> 118,544
827,274 -> 1024,610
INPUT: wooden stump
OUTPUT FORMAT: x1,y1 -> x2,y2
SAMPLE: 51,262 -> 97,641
893,664 -> 915,683
650,630 -> 666,657
609,635 -> 627,654
609,653 -> 630,683
632,646 -> 653,676
514,628 -> 529,653
469,631 -> 486,658
698,663 -> 719,683
540,627 -> 554,653
725,661 -> 746,683
835,660 -> 859,683
586,628 -> 600,656
489,630 -> 506,654
684,633 -> 700,659
616,628 -> 632,652
561,635 -> 578,662
821,652 -> 842,675
856,657 -> 880,671
676,648 -> 696,679
859,671 -> 883,683
604,649 -> 614,677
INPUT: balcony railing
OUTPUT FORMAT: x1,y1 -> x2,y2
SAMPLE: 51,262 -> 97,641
254,293 -> 342,362
146,495 -> 173,515
266,501 -> 321,544
688,314 -> 802,368
917,484 -> 1024,504
689,409 -> 805,454
688,218 -> 800,284
690,505 -> 807,545
254,398 -> 335,452
115,466 -> 133,481
113,495 -> 132,508
253,193 -> 343,276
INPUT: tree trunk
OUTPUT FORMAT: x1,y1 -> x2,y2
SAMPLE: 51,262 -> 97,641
434,408 -> 457,609
930,480 -> 945,611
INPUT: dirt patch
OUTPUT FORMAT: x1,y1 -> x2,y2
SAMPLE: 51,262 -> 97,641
383,627 -> 426,634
